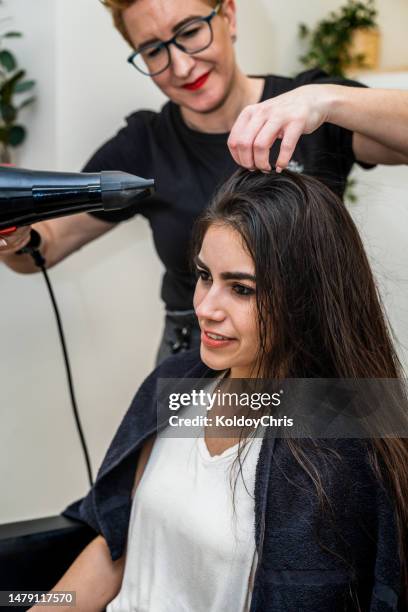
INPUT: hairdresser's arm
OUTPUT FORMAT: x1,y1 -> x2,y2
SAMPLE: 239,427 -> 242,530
228,85 -> 408,171
0,213 -> 114,273
329,86 -> 408,165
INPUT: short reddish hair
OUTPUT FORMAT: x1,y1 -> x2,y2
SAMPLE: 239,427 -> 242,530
101,0 -> 218,48
101,0 -> 135,47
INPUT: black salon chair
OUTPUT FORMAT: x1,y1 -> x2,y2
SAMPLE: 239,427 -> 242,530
0,515 -> 96,611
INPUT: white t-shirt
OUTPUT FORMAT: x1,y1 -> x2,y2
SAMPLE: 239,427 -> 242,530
108,385 -> 263,612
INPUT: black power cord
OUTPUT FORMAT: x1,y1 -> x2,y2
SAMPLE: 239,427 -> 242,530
19,230 -> 94,487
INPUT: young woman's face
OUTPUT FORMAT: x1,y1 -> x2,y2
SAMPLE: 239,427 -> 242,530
123,0 -> 238,115
193,224 -> 260,378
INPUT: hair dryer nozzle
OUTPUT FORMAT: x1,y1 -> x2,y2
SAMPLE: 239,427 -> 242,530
100,171 -> 155,210
0,167 -> 155,230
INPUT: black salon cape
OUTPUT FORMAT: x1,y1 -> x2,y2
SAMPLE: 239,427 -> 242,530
64,350 -> 402,611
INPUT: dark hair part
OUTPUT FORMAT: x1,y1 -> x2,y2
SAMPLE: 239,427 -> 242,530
192,168 -> 408,605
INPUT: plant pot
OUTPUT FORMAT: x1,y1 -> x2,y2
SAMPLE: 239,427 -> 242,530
347,27 -> 381,72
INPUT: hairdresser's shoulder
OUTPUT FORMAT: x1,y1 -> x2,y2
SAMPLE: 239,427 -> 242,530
125,108 -> 159,129
263,68 -> 365,100
125,99 -> 173,133
264,68 -> 332,91
292,67 -> 368,90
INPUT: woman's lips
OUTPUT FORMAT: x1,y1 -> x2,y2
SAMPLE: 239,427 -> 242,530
201,331 -> 235,349
182,71 -> 211,91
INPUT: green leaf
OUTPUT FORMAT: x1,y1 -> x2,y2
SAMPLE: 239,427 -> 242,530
0,101 -> 17,123
0,49 -> 16,71
8,124 -> 26,147
4,31 -> 22,38
14,79 -> 35,93
0,69 -> 25,104
0,69 -> 25,90
297,0 -> 377,76
18,95 -> 35,110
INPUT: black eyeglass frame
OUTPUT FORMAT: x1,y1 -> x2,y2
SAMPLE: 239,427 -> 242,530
127,2 -> 222,76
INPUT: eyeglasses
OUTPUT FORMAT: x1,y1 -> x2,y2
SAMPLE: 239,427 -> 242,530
127,2 -> 222,77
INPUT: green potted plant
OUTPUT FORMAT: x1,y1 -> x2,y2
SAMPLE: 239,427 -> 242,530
298,0 -> 378,78
0,13 -> 36,163
298,1 -> 378,204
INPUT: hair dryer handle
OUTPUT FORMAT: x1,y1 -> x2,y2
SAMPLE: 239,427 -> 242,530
16,228 -> 43,262
22,228 -> 42,251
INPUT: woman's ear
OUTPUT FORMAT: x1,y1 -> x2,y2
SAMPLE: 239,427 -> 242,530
220,0 -> 237,41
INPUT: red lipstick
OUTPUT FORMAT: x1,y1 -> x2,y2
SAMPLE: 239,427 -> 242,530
182,71 -> 211,91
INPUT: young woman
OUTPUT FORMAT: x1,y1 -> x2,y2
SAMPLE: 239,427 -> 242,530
34,168 -> 407,611
1,0 -> 408,363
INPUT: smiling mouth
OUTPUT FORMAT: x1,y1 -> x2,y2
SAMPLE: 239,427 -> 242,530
182,71 -> 211,91
202,330 -> 236,348
206,332 -> 232,341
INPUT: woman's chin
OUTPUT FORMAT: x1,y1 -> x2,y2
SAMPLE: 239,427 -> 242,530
200,345 -> 230,371
178,87 -> 227,117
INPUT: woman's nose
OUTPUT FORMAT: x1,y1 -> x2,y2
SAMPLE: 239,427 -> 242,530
169,45 -> 195,79
195,288 -> 226,323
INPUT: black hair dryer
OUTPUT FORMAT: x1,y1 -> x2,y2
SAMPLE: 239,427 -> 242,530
0,166 -> 155,233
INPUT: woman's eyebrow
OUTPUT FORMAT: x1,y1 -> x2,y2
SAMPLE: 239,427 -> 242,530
221,271 -> 256,282
194,256 -> 256,282
138,14 -> 202,48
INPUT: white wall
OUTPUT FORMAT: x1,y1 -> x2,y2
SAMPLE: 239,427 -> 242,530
0,0 -> 407,523
4,0 -> 57,169
1,0 -> 168,522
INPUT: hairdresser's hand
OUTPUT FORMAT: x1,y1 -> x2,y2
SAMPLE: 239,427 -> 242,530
228,84 -> 331,172
0,226 -> 32,256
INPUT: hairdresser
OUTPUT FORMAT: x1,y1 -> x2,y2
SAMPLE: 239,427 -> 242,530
1,0 -> 408,363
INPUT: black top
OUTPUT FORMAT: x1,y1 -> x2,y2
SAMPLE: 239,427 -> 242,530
85,68 -> 371,311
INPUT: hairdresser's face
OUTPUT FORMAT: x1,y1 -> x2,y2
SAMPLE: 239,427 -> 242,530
194,224 -> 260,378
123,0 -> 238,114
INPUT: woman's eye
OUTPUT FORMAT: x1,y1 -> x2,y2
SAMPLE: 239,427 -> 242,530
145,46 -> 163,59
196,268 -> 211,282
178,25 -> 201,40
233,284 -> 255,297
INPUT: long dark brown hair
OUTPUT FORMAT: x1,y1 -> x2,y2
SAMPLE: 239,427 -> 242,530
192,168 -> 408,605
